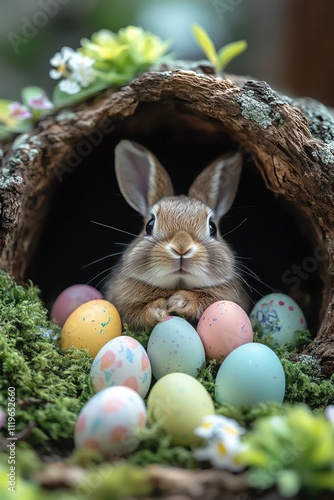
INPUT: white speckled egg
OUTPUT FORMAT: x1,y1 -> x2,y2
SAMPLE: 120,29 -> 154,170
249,293 -> 307,347
74,386 -> 147,456
197,301 -> 253,360
90,336 -> 152,399
215,343 -> 285,406
147,316 -> 205,379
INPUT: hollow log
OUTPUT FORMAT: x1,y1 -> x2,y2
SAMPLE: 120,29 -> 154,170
0,60 -> 334,375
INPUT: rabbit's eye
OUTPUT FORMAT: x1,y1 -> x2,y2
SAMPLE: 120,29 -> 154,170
146,217 -> 155,235
209,220 -> 217,237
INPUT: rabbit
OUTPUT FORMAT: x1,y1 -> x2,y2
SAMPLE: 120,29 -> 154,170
105,139 -> 249,331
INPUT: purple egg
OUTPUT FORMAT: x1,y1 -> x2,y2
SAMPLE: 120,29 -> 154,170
50,284 -> 103,326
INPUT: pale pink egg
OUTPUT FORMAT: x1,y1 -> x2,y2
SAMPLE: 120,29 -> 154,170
50,284 -> 103,326
196,300 -> 253,360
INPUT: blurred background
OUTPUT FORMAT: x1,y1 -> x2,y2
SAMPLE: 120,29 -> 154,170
1,0 -> 334,106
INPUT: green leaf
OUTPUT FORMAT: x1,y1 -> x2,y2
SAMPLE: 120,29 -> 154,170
217,40 -> 248,72
192,24 -> 218,67
0,126 -> 14,142
52,78 -> 109,108
276,470 -> 301,498
21,86 -> 46,107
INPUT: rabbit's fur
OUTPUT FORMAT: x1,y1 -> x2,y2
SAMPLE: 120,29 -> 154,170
106,140 -> 248,330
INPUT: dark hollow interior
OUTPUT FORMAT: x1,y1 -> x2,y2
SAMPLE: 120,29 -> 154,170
25,102 -> 325,334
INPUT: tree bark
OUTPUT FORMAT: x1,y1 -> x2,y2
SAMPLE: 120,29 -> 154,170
1,61 -> 334,375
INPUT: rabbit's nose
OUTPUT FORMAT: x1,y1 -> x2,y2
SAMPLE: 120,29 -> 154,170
167,232 -> 197,257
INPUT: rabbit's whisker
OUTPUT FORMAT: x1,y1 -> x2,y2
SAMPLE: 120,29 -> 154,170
86,267 -> 111,286
83,252 -> 124,269
90,220 -> 138,238
235,267 -> 275,297
96,274 -> 113,292
236,263 -> 276,292
221,218 -> 248,238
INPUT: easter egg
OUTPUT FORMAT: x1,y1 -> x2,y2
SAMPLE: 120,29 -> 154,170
249,293 -> 307,347
61,299 -> 121,357
50,284 -> 103,326
147,372 -> 215,445
90,336 -> 152,398
215,343 -> 285,405
197,301 -> 253,360
74,386 -> 147,455
147,316 -> 205,379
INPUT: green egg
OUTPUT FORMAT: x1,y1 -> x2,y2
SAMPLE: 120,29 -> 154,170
147,372 -> 215,446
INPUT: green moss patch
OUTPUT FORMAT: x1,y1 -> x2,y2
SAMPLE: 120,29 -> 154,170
0,271 -> 93,452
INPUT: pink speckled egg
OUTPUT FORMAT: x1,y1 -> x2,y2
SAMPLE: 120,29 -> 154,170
197,300 -> 253,360
74,386 -> 147,456
50,284 -> 103,326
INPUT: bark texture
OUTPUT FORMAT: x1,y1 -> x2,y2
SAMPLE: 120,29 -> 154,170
1,61 -> 334,375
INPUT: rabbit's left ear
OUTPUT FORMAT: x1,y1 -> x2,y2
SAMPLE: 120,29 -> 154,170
188,152 -> 242,219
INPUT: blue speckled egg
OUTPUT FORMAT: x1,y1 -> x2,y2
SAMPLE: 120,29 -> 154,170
147,316 -> 205,379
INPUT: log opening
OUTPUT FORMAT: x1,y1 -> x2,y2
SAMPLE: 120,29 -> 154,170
1,66 -> 333,373
24,101 -> 325,336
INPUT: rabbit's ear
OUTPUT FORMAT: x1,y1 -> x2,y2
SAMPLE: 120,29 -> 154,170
115,140 -> 174,216
188,152 -> 242,219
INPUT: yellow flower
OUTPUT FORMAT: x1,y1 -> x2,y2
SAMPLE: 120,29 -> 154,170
81,30 -> 128,61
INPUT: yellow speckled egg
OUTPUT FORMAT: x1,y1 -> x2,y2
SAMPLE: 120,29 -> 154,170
61,299 -> 122,357
147,372 -> 215,446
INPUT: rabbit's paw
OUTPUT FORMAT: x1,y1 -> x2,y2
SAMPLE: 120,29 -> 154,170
167,291 -> 199,317
143,298 -> 168,326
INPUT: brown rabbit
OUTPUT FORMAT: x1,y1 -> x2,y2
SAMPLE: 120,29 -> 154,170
106,140 -> 249,331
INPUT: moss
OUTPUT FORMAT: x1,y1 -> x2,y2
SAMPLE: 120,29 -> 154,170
236,89 -> 284,128
0,271 -> 93,452
11,133 -> 30,150
27,148 -> 40,162
55,110 -> 76,122
122,324 -> 150,349
252,329 -> 334,408
296,99 -> 334,143
311,145 -> 334,165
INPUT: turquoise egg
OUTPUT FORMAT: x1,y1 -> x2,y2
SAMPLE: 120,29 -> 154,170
147,316 -> 205,379
215,343 -> 285,405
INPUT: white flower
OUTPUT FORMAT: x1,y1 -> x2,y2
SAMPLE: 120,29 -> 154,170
325,405 -> 334,424
68,52 -> 96,88
49,46 -> 76,80
59,79 -> 81,95
194,414 -> 245,440
194,435 -> 246,472
49,46 -> 96,95
193,414 -> 246,471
